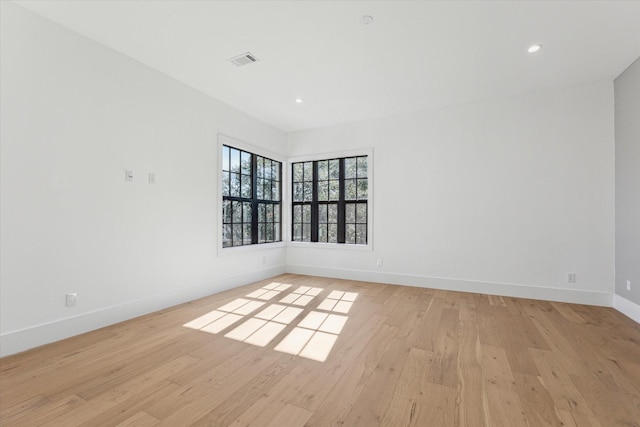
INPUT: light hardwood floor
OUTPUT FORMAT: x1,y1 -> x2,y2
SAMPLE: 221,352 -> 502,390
1,274 -> 639,426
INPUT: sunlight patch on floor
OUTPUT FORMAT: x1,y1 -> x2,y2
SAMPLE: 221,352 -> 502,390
317,291 -> 357,313
183,282 -> 358,362
279,286 -> 324,306
245,283 -> 291,300
273,311 -> 347,361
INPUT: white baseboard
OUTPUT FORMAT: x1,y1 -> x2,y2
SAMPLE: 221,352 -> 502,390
613,293 -> 640,323
4,265 -> 632,358
0,265 -> 285,358
286,264 -> 613,307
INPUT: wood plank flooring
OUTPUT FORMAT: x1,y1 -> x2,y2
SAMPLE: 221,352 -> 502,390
1,274 -> 639,426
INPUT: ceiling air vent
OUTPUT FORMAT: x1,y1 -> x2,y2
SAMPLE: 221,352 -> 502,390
228,52 -> 259,67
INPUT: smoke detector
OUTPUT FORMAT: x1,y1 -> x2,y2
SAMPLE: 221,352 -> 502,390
228,52 -> 259,67
360,15 -> 374,25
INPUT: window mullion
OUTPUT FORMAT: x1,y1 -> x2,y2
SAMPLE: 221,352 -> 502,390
251,154 -> 258,244
337,158 -> 346,243
311,161 -> 319,242
291,165 -> 295,241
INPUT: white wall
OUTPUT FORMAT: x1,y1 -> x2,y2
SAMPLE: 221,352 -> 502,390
1,2 -> 630,357
0,3 -> 287,356
614,57 -> 640,314
287,82 -> 615,305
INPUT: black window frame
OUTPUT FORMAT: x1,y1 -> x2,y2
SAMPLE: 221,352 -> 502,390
292,155 -> 368,245
222,144 -> 282,248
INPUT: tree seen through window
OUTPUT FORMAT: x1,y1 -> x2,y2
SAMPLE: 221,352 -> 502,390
292,156 -> 368,245
222,145 -> 281,247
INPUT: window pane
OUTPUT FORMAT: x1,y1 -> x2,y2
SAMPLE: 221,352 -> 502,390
272,181 -> 280,201
318,204 -> 327,224
346,203 -> 356,223
318,182 -> 328,201
222,145 -> 230,171
356,224 -> 367,245
230,148 -> 240,172
230,173 -> 240,197
328,204 -> 337,223
346,224 -> 356,244
266,204 -> 274,222
241,151 -> 251,175
243,224 -> 252,245
303,224 -> 311,242
356,203 -> 367,223
223,224 -> 232,247
256,178 -> 264,199
241,175 -> 251,198
318,224 -> 328,242
345,179 -> 356,200
263,159 -> 272,180
232,201 -> 242,223
293,224 -> 302,241
345,157 -> 356,179
259,223 -> 266,243
293,183 -> 303,202
293,163 -> 303,182
329,159 -> 339,179
264,181 -> 272,200
273,162 -> 280,181
258,203 -> 266,222
222,171 -> 230,196
275,223 -> 280,241
266,223 -> 274,242
318,160 -> 328,181
329,180 -> 339,201
303,182 -> 313,202
233,224 -> 243,246
293,205 -> 302,223
328,224 -> 337,243
303,162 -> 313,181
243,202 -> 252,223
302,205 -> 311,223
357,179 -> 368,200
357,156 -> 367,177
223,201 -> 232,223
274,205 -> 280,222
257,156 -> 264,178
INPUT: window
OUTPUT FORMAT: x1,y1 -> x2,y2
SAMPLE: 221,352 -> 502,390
222,144 -> 281,247
292,155 -> 368,244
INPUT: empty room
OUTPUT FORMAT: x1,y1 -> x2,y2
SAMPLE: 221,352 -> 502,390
1,1 -> 639,426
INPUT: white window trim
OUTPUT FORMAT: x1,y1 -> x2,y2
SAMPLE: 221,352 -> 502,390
287,147 -> 374,252
217,134 -> 287,255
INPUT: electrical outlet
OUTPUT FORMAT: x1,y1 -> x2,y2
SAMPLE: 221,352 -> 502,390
627,280 -> 631,291
148,173 -> 156,184
376,259 -> 383,268
125,170 -> 134,182
567,272 -> 576,283
66,293 -> 77,307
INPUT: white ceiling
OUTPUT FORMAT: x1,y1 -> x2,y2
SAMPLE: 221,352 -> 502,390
14,0 -> 640,133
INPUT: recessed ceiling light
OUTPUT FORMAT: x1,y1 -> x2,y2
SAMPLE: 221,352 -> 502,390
527,44 -> 542,53
295,98 -> 303,104
360,15 -> 374,25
